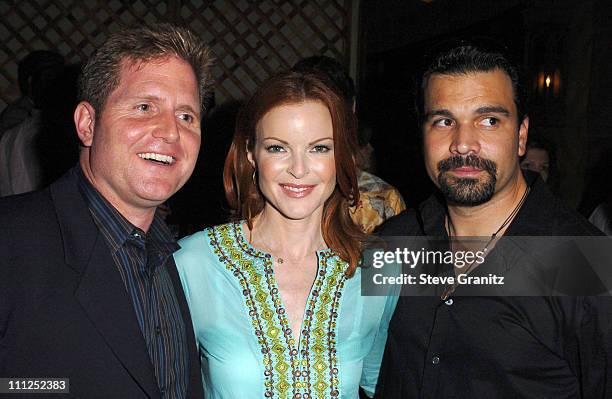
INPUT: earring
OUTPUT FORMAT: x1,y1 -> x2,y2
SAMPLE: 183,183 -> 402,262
252,169 -> 257,184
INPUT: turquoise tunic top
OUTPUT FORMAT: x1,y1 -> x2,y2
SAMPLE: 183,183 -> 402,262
174,222 -> 398,398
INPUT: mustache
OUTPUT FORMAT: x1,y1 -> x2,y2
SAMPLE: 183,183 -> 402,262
437,155 -> 497,176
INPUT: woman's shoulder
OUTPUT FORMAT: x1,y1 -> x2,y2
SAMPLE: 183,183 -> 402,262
345,264 -> 400,309
175,222 -> 242,270
178,221 -> 241,248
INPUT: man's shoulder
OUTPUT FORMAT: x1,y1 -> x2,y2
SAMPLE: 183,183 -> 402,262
521,179 -> 602,236
358,171 -> 403,197
0,188 -> 54,225
0,168 -> 83,236
550,200 -> 602,236
375,209 -> 422,236
0,188 -> 60,259
358,170 -> 390,189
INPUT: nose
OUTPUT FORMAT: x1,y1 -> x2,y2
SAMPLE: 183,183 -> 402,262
449,123 -> 480,156
152,112 -> 180,143
287,152 -> 309,179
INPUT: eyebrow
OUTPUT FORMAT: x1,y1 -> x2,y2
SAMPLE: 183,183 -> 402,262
261,137 -> 289,144
424,106 -> 511,120
423,109 -> 454,121
177,104 -> 200,118
261,136 -> 333,146
130,94 -> 163,104
475,106 -> 510,116
308,137 -> 333,145
130,94 -> 200,117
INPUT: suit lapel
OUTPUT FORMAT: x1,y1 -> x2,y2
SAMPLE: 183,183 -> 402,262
75,235 -> 161,399
51,168 -> 161,399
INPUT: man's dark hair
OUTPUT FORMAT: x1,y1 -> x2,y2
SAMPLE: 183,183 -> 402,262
78,23 -> 213,116
416,41 -> 526,124
292,55 -> 355,105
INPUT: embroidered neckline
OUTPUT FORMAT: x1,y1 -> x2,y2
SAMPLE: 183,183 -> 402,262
207,222 -> 347,398
234,220 -> 333,259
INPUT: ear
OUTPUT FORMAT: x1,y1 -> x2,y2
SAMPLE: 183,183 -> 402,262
74,101 -> 96,147
517,116 -> 529,157
246,140 -> 256,169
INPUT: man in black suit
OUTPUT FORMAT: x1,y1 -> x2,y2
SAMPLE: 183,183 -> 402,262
0,24 -> 212,398
374,42 -> 612,398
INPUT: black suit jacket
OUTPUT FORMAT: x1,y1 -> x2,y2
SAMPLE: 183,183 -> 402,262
0,169 -> 204,398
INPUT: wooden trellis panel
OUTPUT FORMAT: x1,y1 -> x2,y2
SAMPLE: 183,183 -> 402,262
181,0 -> 351,102
0,0 -> 352,109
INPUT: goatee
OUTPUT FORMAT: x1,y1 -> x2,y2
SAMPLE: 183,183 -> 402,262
437,154 -> 497,205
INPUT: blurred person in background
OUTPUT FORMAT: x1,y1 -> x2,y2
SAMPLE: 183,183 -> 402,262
0,50 -> 64,196
520,133 -> 558,192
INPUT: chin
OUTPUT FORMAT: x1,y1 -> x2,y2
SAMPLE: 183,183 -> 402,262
135,181 -> 179,203
274,203 -> 324,221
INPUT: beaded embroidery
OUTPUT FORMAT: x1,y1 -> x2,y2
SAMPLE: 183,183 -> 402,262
207,222 -> 347,398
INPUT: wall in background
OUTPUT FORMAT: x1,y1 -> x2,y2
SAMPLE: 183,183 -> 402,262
0,0 -> 354,109
359,0 -> 611,211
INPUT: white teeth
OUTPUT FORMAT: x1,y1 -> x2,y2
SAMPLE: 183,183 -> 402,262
138,153 -> 175,164
282,185 -> 308,192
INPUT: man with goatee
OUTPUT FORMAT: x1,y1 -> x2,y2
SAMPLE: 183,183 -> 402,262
375,42 -> 611,398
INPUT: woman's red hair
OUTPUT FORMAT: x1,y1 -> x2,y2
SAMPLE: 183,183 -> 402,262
223,70 -> 366,276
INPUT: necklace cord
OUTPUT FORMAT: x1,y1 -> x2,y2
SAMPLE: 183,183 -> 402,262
441,185 -> 531,300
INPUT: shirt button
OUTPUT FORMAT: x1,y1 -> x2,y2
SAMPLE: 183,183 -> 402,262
445,298 -> 454,306
432,356 -> 440,365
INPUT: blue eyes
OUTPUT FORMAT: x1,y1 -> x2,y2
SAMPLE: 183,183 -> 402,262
265,144 -> 332,153
312,145 -> 331,153
135,103 -> 195,123
265,145 -> 285,153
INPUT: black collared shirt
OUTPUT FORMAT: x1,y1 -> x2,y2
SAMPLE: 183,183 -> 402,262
77,168 -> 188,399
375,174 -> 612,398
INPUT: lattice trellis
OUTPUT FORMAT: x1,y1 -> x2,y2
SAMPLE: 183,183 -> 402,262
0,0 -> 352,109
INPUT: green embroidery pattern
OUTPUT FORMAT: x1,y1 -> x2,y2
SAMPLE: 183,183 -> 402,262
207,222 -> 347,398
302,251 -> 347,397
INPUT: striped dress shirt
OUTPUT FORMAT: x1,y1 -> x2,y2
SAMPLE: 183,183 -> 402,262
77,168 -> 188,399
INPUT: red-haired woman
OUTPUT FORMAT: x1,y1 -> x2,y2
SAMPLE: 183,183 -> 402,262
174,71 -> 397,398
